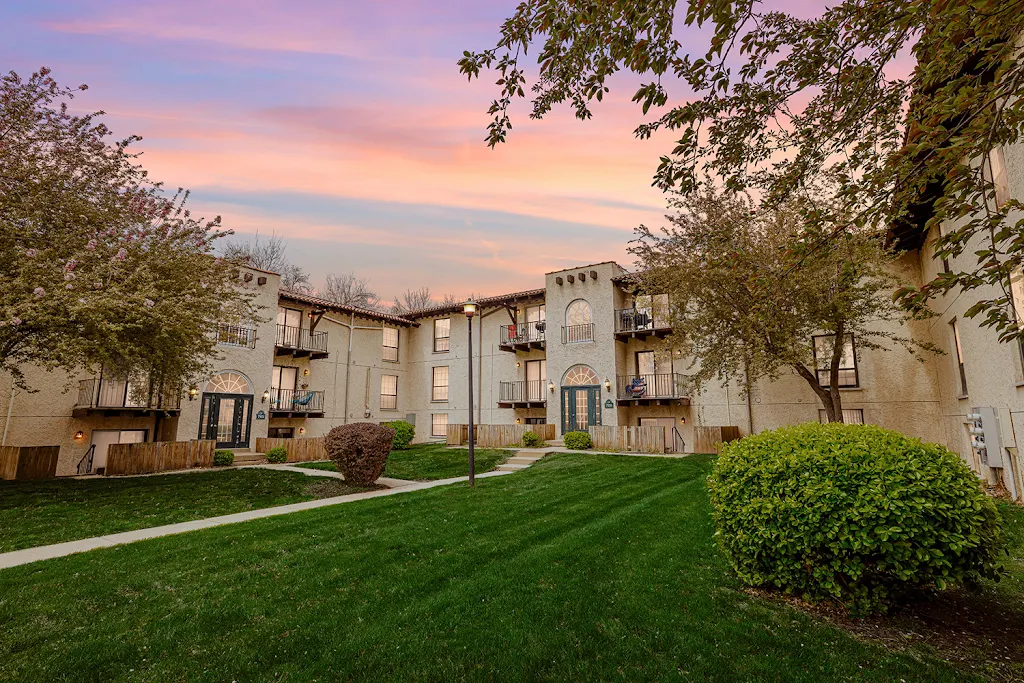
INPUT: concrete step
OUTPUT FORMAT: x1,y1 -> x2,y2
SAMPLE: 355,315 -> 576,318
507,456 -> 543,465
497,463 -> 530,471
233,452 -> 267,465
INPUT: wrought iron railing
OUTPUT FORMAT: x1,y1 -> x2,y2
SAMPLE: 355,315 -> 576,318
499,380 -> 547,403
276,324 -> 328,354
76,444 -> 97,475
269,388 -> 325,413
500,320 -> 547,345
615,308 -> 671,333
76,378 -> 182,410
216,323 -> 257,348
561,323 -> 595,344
616,374 -> 690,400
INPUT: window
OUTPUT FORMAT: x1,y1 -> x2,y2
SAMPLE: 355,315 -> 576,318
951,318 -> 968,396
432,366 -> 449,401
565,299 -> 592,326
271,366 -> 298,408
380,375 -> 398,410
433,318 -> 451,353
431,413 -> 448,438
276,307 -> 302,347
818,409 -> 865,425
382,326 -> 399,362
636,351 -> 657,376
525,417 -> 546,425
525,359 -> 546,401
206,371 -> 253,395
525,304 -> 546,323
563,299 -> 594,343
1011,271 -> 1024,372
986,147 -> 1010,208
268,427 -> 294,438
562,365 -> 599,386
812,335 -> 858,388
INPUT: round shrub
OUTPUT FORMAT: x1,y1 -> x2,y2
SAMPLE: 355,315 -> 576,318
213,449 -> 234,467
266,446 -> 288,464
522,430 -> 543,448
384,420 -> 415,450
708,422 -> 1003,615
564,431 -> 592,450
325,422 -> 395,486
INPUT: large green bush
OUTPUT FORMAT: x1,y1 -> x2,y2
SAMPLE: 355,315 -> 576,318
384,420 -> 415,450
708,423 -> 1003,615
564,431 -> 592,450
213,450 -> 234,467
522,430 -> 543,448
266,446 -> 288,464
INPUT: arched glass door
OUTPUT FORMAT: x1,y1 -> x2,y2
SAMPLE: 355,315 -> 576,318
199,372 -> 254,448
560,365 -> 601,433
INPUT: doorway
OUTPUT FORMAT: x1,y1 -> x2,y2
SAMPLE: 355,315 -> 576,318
90,429 -> 147,473
198,372 -> 254,449
561,387 -> 601,433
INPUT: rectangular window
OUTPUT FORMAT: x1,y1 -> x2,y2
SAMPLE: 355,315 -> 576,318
433,318 -> 451,353
380,374 -> 398,410
276,307 -> 302,347
525,359 -> 546,401
812,335 -> 859,388
525,417 -> 546,425
818,409 -> 865,425
951,318 -> 968,395
987,147 -> 1010,208
636,351 -> 657,376
431,413 -> 448,438
268,427 -> 294,439
432,366 -> 449,402
271,366 -> 298,409
382,326 -> 399,362
525,304 -> 546,323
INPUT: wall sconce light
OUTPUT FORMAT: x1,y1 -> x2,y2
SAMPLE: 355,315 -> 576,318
299,427 -> 306,435
604,378 -> 612,392
516,361 -> 521,368
680,417 -> 686,424
303,368 -> 310,376
262,390 -> 270,403
516,418 -> 522,424
73,430 -> 85,442
188,387 -> 198,401
548,381 -> 556,393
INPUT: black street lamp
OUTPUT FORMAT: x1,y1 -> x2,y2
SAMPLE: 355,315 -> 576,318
463,299 -> 478,486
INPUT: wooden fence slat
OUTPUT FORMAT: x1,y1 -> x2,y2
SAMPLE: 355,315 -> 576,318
587,426 -> 666,454
254,437 -> 327,462
445,424 -> 557,448
0,445 -> 59,480
693,426 -> 741,454
105,440 -> 215,476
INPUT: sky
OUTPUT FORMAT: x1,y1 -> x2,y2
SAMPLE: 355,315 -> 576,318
0,1 -> 811,303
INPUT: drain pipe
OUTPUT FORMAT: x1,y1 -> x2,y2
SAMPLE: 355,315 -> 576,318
321,313 -> 388,424
743,359 -> 754,437
478,307 -> 505,425
2,381 -> 14,447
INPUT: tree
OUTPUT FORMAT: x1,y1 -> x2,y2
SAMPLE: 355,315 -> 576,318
459,1 -> 1024,344
391,287 -> 433,315
0,68 -> 256,392
630,187 -> 935,422
321,272 -> 379,310
223,232 -> 311,292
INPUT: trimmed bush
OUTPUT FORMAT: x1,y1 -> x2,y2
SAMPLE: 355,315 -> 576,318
213,450 -> 234,467
522,430 -> 543,448
708,422 -> 1004,615
384,420 -> 415,450
564,431 -> 592,450
266,446 -> 288,464
325,422 -> 395,486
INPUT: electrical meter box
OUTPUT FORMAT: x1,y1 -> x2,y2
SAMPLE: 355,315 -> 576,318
968,407 -> 1004,469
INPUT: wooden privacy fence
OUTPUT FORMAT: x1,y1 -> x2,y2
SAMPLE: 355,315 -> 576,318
106,440 -> 215,476
693,426 -> 742,454
0,445 -> 59,481
587,426 -> 666,454
446,424 -> 556,448
254,437 -> 327,462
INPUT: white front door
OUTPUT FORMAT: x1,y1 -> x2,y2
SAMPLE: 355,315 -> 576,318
90,429 -> 147,470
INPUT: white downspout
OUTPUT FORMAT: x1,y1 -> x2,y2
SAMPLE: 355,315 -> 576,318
321,313 -> 395,425
2,381 -> 14,447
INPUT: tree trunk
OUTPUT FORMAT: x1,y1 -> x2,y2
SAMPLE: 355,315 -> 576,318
827,323 -> 846,423
792,363 -> 844,423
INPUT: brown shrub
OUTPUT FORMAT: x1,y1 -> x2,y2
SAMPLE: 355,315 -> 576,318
324,422 -> 394,486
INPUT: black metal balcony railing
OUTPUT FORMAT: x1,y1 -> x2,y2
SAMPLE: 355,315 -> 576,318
269,388 -> 325,414
276,324 -> 328,355
615,308 -> 670,334
216,323 -> 257,348
76,378 -> 182,411
499,380 -> 547,404
500,320 -> 547,346
562,323 -> 595,344
616,374 -> 690,400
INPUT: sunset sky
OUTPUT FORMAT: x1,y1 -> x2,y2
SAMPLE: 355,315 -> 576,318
2,1 -> 803,302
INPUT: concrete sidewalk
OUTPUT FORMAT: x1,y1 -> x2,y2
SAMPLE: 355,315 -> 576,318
245,462 -> 415,489
0,470 -> 511,571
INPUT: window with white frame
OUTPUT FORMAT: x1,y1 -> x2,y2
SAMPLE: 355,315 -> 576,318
433,318 -> 451,353
812,335 -> 858,388
818,409 -> 865,425
380,375 -> 398,410
431,413 -> 448,438
432,366 -> 449,401
382,326 -> 399,362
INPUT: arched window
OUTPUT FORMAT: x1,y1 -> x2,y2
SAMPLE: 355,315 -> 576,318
565,299 -> 592,327
562,365 -> 599,386
205,371 -> 252,394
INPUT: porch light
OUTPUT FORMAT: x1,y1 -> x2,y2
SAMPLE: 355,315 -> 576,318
188,387 -> 198,401
548,381 -> 556,393
680,417 -> 686,424
463,300 -> 478,318
604,378 -> 612,392
299,427 -> 306,435
262,390 -> 270,403
516,418 -> 521,424
73,430 -> 85,441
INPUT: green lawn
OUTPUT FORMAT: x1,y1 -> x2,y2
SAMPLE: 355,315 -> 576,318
295,442 -> 514,480
1,453 -> 1010,682
0,469 -> 369,553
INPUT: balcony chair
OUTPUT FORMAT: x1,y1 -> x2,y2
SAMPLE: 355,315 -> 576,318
293,391 -> 315,406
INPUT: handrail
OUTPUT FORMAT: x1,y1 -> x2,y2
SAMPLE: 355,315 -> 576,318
500,320 -> 547,345
76,444 -> 97,475
498,380 -> 547,403
616,373 -> 690,399
216,323 -> 258,348
275,324 -> 329,354
561,323 -> 595,344
269,388 -> 325,413
615,308 -> 671,333
76,379 -> 182,410
671,427 -> 685,454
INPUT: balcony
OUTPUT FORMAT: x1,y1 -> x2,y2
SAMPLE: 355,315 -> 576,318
497,380 -> 548,408
616,374 -> 691,406
74,378 -> 182,416
269,388 -> 325,417
275,324 -> 329,360
216,323 -> 257,349
614,308 -> 672,342
498,321 -> 546,352
561,323 -> 595,344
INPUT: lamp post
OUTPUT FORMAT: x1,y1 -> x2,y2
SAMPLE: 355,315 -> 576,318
463,299 -> 478,487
